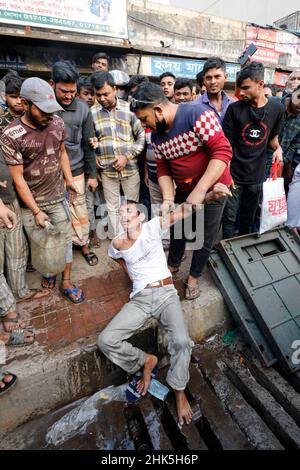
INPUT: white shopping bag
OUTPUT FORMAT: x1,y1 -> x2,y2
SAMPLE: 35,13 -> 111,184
260,162 -> 287,234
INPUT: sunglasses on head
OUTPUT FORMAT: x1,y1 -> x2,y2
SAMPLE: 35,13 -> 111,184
128,95 -> 158,109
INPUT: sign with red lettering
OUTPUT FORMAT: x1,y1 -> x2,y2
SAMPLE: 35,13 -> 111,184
246,25 -> 300,66
274,71 -> 290,87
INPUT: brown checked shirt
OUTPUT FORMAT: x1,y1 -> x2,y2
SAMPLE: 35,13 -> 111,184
0,115 -> 66,207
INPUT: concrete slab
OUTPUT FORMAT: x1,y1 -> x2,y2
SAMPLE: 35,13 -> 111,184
139,397 -> 173,450
0,338 -> 101,434
188,363 -> 254,450
247,358 -> 300,428
223,357 -> 300,450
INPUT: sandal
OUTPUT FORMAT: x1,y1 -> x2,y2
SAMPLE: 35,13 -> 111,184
16,289 -> 51,304
41,276 -> 56,290
89,231 -> 101,249
0,313 -> 26,332
60,285 -> 85,304
0,371 -> 18,397
83,252 -> 98,266
185,281 -> 201,301
7,329 -> 35,348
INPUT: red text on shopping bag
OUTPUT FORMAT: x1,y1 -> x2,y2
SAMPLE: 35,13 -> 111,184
268,197 -> 287,216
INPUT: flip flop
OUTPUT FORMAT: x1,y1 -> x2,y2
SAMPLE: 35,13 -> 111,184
185,282 -> 200,301
83,252 -> 98,266
7,329 -> 35,348
60,286 -> 85,304
0,313 -> 26,331
16,289 -> 51,303
41,276 -> 57,290
0,371 -> 18,397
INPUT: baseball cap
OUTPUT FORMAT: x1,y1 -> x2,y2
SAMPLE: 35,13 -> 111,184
20,77 -> 63,113
109,70 -> 130,87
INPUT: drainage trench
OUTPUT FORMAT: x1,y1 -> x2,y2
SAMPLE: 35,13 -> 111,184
1,341 -> 300,450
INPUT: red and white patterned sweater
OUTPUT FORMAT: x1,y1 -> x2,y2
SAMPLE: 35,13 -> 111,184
152,103 -> 233,194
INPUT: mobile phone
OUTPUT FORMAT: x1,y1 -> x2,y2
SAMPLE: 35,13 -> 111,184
238,43 -> 257,66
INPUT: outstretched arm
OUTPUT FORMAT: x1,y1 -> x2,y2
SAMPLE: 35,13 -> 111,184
160,183 -> 232,230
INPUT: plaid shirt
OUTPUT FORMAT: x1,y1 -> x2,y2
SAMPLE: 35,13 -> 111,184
91,98 -> 145,178
279,111 -> 300,164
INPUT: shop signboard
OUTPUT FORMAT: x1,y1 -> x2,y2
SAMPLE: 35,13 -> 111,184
246,25 -> 300,66
150,57 -> 239,82
0,0 -> 127,39
274,71 -> 290,87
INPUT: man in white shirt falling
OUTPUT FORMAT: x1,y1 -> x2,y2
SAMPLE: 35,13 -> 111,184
98,184 -> 231,426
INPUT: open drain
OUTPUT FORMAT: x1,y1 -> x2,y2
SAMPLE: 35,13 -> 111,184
124,404 -> 153,451
2,347 -> 300,450
222,360 -> 300,450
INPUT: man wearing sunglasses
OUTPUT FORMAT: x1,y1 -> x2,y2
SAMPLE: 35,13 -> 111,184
129,83 -> 232,300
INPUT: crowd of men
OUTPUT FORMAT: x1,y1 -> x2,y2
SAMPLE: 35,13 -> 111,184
0,52 -> 299,424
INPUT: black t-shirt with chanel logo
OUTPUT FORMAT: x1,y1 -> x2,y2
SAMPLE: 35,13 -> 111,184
223,98 -> 284,185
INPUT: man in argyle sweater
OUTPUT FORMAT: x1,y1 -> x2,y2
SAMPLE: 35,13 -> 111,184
130,82 -> 232,300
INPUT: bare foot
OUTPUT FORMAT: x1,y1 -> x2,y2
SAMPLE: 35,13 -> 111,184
136,354 -> 158,396
174,390 -> 193,426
